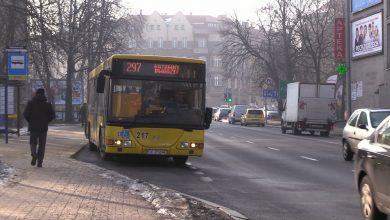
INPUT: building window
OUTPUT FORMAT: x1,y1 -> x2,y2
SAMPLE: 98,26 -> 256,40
181,25 -> 184,30
158,37 -> 163,48
234,78 -> 238,88
172,38 -> 177,48
149,25 -> 154,30
214,74 -> 223,87
175,25 -> 179,30
197,38 -> 206,48
228,78 -> 232,88
148,38 -> 152,48
183,37 -> 187,48
129,39 -> 136,49
178,40 -> 182,48
213,56 -> 222,67
157,25 -> 160,30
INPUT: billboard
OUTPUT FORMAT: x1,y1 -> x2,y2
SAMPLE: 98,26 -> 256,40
31,80 -> 82,105
352,12 -> 382,58
352,0 -> 382,13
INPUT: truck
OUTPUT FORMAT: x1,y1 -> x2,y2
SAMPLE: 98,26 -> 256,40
281,82 -> 337,136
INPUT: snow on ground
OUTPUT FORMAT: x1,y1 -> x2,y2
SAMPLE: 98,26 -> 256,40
0,161 -> 16,187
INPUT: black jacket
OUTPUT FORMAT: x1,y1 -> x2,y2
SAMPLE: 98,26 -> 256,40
23,94 -> 55,132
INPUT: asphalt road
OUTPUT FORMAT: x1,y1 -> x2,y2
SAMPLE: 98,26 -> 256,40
75,121 -> 363,220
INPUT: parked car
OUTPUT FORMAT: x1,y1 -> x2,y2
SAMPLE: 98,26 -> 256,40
354,115 -> 390,220
266,110 -> 280,120
241,109 -> 265,127
342,109 -> 390,161
214,108 -> 230,121
228,105 -> 248,124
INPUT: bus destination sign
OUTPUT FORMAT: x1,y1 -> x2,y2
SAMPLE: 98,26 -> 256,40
124,61 -> 180,75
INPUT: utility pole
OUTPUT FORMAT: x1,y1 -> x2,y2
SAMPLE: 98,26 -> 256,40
346,0 -> 352,117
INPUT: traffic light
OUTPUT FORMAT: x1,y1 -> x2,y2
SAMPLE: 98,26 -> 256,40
224,92 -> 227,102
227,93 -> 232,102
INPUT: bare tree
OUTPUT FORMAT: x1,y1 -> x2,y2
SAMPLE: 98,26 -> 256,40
295,0 -> 337,83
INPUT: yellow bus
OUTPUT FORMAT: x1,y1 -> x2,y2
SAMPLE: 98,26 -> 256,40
86,54 -> 212,165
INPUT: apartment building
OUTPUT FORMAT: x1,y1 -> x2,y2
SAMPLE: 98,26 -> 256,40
138,11 -> 254,107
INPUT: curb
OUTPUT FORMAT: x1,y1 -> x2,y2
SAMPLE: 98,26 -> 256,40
181,193 -> 248,220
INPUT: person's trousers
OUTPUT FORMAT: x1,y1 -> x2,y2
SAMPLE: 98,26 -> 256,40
30,131 -> 47,163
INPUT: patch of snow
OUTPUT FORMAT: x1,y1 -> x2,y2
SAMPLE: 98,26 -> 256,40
84,162 -> 191,219
0,162 -> 16,187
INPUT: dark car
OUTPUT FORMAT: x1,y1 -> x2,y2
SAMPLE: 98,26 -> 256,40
228,105 -> 248,124
354,115 -> 390,220
214,108 -> 230,121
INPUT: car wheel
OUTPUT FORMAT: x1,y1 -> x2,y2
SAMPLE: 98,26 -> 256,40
281,120 -> 286,133
360,176 -> 387,220
343,141 -> 354,161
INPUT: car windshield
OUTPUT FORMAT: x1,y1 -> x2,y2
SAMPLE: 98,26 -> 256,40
370,111 -> 390,128
234,106 -> 248,114
220,108 -> 229,114
110,79 -> 204,126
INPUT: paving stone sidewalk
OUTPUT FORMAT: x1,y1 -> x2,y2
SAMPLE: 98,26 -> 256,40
0,126 -> 235,220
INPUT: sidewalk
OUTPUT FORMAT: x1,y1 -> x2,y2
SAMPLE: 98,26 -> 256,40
0,125 -> 235,220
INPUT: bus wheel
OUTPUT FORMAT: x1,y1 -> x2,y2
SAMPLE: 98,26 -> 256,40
173,156 -> 188,166
88,141 -> 97,151
99,131 -> 110,161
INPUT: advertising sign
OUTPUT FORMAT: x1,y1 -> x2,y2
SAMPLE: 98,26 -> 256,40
352,0 -> 382,13
31,80 -> 82,105
352,12 -> 382,58
334,18 -> 345,59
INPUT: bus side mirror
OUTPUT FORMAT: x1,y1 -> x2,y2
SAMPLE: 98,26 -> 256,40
204,107 -> 213,129
96,70 -> 109,93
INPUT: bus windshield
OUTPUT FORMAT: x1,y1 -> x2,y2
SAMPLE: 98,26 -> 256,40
109,79 -> 204,126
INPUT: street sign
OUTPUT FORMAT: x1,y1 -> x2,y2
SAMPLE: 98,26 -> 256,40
336,63 -> 348,76
278,80 -> 290,99
6,48 -> 28,80
262,89 -> 278,98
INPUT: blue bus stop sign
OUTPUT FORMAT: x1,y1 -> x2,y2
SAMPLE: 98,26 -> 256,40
6,49 -> 28,80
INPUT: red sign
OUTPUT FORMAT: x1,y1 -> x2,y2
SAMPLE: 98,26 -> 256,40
334,18 -> 345,60
154,64 -> 180,75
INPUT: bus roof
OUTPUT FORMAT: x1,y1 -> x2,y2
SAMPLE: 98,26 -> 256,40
89,54 -> 205,79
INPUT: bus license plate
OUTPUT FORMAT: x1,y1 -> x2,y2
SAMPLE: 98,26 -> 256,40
146,149 -> 167,155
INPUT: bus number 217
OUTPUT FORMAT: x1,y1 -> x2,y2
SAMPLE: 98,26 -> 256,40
136,132 -> 149,139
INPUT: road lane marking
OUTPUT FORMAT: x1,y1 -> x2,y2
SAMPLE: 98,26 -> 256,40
267,147 -> 280,151
200,177 -> 213,182
194,171 -> 205,175
230,136 -> 237,139
300,156 -> 319,162
245,141 -> 254,144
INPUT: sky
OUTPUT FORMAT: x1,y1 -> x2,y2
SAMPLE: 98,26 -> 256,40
123,0 -> 266,21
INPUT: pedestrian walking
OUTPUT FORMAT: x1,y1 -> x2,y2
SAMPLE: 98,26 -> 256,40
23,88 -> 55,167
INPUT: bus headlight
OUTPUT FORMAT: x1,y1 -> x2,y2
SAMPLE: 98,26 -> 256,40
180,142 -> 189,148
180,142 -> 204,149
115,140 -> 122,145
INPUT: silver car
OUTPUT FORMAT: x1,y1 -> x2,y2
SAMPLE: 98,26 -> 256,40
342,109 -> 390,161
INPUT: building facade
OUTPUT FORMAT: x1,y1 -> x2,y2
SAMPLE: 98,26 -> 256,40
348,0 -> 390,110
138,11 -> 256,107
